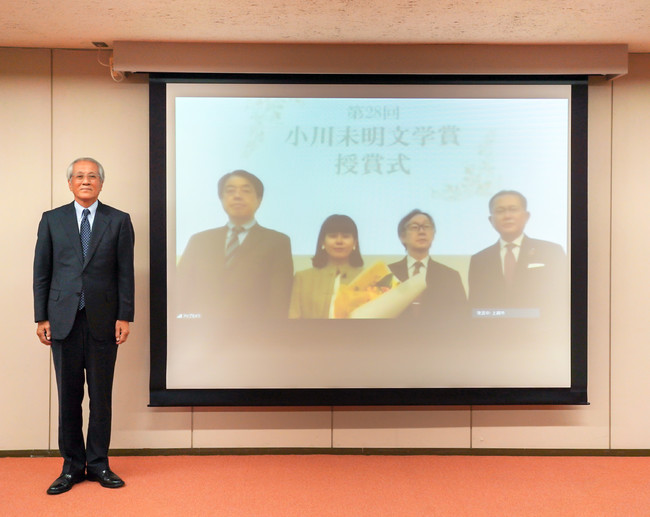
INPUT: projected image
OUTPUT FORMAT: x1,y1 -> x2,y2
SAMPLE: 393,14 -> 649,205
160,82 -> 575,394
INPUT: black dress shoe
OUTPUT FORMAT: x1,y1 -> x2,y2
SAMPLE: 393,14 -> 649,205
86,469 -> 125,488
47,471 -> 85,495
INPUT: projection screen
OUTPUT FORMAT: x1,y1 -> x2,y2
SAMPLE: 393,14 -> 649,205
149,74 -> 588,406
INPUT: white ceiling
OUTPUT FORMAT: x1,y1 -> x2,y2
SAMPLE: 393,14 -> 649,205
1,0 -> 649,52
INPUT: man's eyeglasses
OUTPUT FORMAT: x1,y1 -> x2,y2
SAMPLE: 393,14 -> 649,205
406,223 -> 434,233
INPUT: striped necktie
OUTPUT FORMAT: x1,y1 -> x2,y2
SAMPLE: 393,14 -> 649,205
225,226 -> 244,266
79,208 -> 91,309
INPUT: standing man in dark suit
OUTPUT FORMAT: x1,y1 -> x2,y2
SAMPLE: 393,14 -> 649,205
34,157 -> 135,495
468,190 -> 567,317
177,170 -> 293,320
388,209 -> 467,325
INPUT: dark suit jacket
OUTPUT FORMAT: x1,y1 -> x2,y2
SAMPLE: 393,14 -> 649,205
33,201 -> 135,341
468,236 -> 568,315
388,257 -> 467,324
176,224 -> 293,320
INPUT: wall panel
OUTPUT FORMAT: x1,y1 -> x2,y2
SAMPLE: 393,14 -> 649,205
0,48 -> 53,450
610,54 -> 650,448
333,407 -> 471,448
193,408 -> 332,448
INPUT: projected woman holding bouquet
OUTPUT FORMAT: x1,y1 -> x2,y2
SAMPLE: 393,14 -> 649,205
289,214 -> 433,319
289,215 -> 365,318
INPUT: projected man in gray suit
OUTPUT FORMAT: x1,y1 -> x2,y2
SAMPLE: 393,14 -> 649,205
177,170 -> 293,321
34,157 -> 135,494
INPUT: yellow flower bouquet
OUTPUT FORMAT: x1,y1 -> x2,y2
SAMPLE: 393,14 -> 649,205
333,262 -> 427,319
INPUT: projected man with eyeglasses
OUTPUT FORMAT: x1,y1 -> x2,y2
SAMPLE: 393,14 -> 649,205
176,170 -> 293,321
388,209 -> 467,323
468,190 -> 567,320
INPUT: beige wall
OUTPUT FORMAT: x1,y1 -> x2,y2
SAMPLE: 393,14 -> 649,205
611,54 -> 650,448
0,49 -> 52,450
1,47 -> 648,452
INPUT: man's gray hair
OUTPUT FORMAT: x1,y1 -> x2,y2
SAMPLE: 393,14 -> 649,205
66,157 -> 105,182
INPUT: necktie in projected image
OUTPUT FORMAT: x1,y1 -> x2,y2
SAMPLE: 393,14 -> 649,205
410,261 -> 424,316
504,243 -> 516,286
225,226 -> 244,266
79,208 -> 91,309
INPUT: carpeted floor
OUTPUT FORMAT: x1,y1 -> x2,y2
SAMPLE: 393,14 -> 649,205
2,455 -> 649,516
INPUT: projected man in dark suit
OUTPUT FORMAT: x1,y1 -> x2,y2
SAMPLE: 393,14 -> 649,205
468,190 -> 567,317
388,209 -> 467,325
34,157 -> 135,494
177,170 -> 293,320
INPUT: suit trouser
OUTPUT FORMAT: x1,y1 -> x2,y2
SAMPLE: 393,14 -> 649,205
51,309 -> 118,475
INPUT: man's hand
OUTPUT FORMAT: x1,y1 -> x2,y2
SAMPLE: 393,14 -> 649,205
115,320 -> 130,345
37,321 -> 52,346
